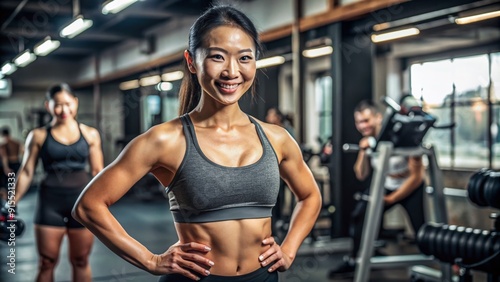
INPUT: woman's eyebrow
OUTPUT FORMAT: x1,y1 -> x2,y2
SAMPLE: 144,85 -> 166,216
207,47 -> 254,54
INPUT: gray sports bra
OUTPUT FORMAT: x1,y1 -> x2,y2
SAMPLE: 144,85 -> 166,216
165,114 -> 281,223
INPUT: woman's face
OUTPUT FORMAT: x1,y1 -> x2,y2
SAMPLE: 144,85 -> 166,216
188,25 -> 256,107
46,90 -> 78,121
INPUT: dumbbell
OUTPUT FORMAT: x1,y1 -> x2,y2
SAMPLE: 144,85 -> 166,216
467,169 -> 500,209
416,223 -> 500,274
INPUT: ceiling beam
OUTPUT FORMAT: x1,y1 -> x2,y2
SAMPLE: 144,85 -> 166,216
120,9 -> 176,19
0,0 -> 73,14
1,27 -> 130,42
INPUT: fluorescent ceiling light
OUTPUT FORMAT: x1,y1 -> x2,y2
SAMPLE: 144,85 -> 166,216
102,0 -> 138,14
373,22 -> 391,32
371,27 -> 420,43
161,70 -> 184,81
119,80 -> 140,90
302,46 -> 333,58
256,56 -> 285,69
60,16 -> 93,38
34,37 -> 61,56
455,10 -> 500,25
139,75 -> 161,86
156,82 -> 173,92
14,50 -> 36,67
1,62 -> 17,75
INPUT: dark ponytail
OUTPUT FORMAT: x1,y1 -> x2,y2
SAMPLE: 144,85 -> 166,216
178,5 -> 263,115
178,59 -> 201,115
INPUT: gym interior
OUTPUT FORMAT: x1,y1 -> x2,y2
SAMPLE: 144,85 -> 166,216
0,0 -> 499,281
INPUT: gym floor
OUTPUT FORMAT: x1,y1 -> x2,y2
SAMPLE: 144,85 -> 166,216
1,189 -> 442,282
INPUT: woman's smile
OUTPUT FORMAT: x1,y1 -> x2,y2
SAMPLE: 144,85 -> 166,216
216,82 -> 241,94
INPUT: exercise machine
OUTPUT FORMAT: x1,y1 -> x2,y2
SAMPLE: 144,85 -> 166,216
344,96 -> 453,282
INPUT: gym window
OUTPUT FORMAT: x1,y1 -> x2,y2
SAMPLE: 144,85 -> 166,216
410,52 -> 500,169
315,75 -> 333,144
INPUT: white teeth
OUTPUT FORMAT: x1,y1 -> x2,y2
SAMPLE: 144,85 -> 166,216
219,83 -> 238,89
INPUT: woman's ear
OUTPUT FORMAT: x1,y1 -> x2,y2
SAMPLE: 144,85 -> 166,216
44,100 -> 50,112
184,50 -> 196,74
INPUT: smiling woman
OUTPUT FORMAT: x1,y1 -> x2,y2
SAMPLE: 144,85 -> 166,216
13,83 -> 104,281
185,25 -> 257,106
72,5 -> 321,282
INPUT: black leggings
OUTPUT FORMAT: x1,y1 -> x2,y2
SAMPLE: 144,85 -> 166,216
158,266 -> 279,282
349,182 -> 425,257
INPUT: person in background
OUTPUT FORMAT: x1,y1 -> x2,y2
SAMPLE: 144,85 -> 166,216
0,127 -> 24,200
73,5 -> 322,282
14,83 -> 104,282
265,107 -> 295,139
328,99 -> 425,278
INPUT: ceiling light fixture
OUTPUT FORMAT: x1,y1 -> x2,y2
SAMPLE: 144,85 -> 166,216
256,56 -> 286,69
14,50 -> 36,67
139,75 -> 161,86
60,15 -> 93,38
119,79 -> 140,90
371,27 -> 420,43
34,37 -> 61,56
161,70 -> 184,81
455,10 -> 500,25
302,46 -> 333,58
102,0 -> 139,14
1,62 -> 17,75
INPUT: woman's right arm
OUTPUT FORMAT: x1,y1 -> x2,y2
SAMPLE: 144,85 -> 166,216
14,130 -> 42,202
72,124 -> 213,279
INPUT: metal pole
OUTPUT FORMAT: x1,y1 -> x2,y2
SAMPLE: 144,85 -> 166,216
426,145 -> 448,224
354,141 -> 393,282
292,0 -> 303,143
426,144 -> 452,282
73,0 -> 80,17
93,54 -> 101,131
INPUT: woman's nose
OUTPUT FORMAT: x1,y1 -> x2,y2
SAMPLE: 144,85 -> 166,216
222,60 -> 239,78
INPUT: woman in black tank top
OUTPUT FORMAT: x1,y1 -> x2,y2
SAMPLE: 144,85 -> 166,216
73,5 -> 321,282
14,83 -> 104,282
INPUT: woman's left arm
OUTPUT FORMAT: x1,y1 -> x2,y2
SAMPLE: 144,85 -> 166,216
85,126 -> 104,177
384,156 -> 424,205
260,131 -> 322,272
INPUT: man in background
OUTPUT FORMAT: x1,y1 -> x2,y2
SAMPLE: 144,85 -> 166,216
328,100 -> 425,278
0,127 -> 24,200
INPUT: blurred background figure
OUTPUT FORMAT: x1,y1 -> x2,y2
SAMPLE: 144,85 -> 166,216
14,83 -> 104,282
266,107 -> 296,139
0,126 -> 24,200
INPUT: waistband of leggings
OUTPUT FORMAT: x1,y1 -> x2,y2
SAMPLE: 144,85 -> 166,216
206,265 -> 274,281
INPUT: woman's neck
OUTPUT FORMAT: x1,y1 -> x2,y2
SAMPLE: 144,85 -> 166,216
50,118 -> 78,128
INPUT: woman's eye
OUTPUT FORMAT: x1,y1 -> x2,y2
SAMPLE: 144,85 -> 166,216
240,55 -> 253,61
211,54 -> 224,60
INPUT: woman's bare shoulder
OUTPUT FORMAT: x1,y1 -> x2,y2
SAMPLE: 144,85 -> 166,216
28,127 -> 48,145
145,117 -> 184,143
79,123 -> 100,142
252,117 -> 291,143
122,118 -> 186,158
